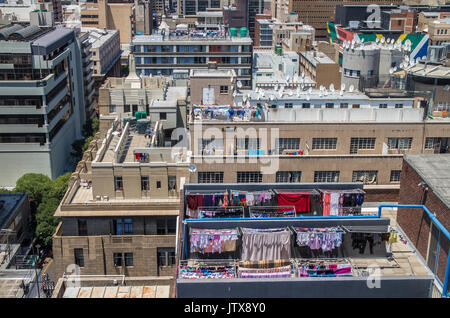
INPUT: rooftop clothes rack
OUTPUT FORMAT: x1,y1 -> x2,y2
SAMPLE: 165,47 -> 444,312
192,105 -> 262,122
293,227 -> 345,253
319,189 -> 365,216
295,258 -> 354,277
178,259 -> 237,279
229,189 -> 275,208
273,189 -> 320,215
197,206 -> 245,219
241,227 -> 291,261
185,191 -> 228,218
189,228 -> 239,255
248,206 -> 296,218
238,264 -> 293,278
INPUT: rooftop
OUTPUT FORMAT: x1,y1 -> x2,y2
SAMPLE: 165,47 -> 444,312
404,63 -> 450,79
0,193 -> 27,230
404,154 -> 450,210
300,51 -> 336,66
132,30 -> 252,44
82,27 -> 119,49
190,69 -> 235,78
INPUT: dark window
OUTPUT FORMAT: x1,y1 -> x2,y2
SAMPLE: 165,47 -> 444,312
198,172 -> 224,183
156,181 -> 161,189
237,171 -> 262,183
124,253 -> 133,266
390,170 -> 401,182
157,247 -> 176,267
160,112 -> 167,120
302,103 -> 310,109
156,217 -> 177,235
314,171 -> 340,182
312,138 -> 337,150
78,220 -> 88,236
276,171 -> 302,183
113,253 -> 122,266
220,85 -> 229,94
141,176 -> 149,190
114,176 -> 123,191
74,248 -> 84,267
114,219 -> 133,235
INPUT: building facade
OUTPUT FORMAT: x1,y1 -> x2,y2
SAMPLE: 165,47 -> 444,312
299,51 -> 341,89
0,24 -> 86,187
131,29 -> 253,89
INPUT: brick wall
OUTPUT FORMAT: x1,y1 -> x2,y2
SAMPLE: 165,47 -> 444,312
398,159 -> 450,291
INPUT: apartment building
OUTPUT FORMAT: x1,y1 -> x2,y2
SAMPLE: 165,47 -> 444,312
51,118 -> 191,279
299,51 -> 341,89
255,16 -> 315,48
0,0 -> 61,22
282,0 -> 403,41
78,31 -> 97,120
189,86 -> 450,201
175,182 -> 434,297
131,28 -> 253,89
252,47 -> 315,90
428,18 -> 450,46
418,11 -> 450,32
98,64 -> 188,139
381,9 -> 418,33
177,0 -> 227,16
341,42 -> 404,92
0,24 -> 86,187
80,0 -> 152,44
190,68 -> 236,105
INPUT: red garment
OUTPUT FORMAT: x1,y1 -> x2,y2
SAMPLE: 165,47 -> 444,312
277,193 -> 310,213
186,195 -> 204,211
322,193 -> 331,216
134,152 -> 140,160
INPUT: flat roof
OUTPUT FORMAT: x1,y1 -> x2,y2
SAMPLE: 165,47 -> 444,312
0,193 -> 26,230
404,154 -> 450,210
300,51 -> 335,66
62,285 -> 171,298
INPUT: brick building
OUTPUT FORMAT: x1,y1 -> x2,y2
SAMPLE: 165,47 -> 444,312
397,154 -> 450,295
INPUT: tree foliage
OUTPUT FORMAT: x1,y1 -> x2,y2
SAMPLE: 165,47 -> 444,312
15,173 -> 52,205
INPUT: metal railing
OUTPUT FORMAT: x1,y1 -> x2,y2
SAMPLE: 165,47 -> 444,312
378,204 -> 450,298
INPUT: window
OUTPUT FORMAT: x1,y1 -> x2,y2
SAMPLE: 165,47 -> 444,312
302,103 -> 310,109
198,172 -> 224,183
157,181 -> 161,189
160,112 -> 167,120
379,104 -> 387,108
78,220 -> 87,236
113,253 -> 122,266
237,171 -> 263,183
276,171 -> 302,183
157,248 -> 176,267
284,103 -> 293,108
156,217 -> 177,235
314,171 -> 340,183
340,103 -> 348,108
275,138 -> 300,153
312,138 -> 337,150
236,138 -> 260,150
141,176 -> 149,191
109,105 -> 116,113
168,176 -> 177,191
425,137 -> 441,149
390,170 -> 401,182
352,171 -> 378,184
124,104 -> 130,113
395,103 -> 403,108
114,219 -> 133,235
325,103 -> 334,108
220,85 -> 229,94
124,253 -> 133,266
350,138 -> 376,154
388,137 -> 412,149
74,248 -> 84,267
114,176 -> 123,191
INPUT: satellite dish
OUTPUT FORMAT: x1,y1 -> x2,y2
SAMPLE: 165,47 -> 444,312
445,85 -> 450,91
349,84 -> 354,93
341,83 -> 346,91
329,83 -> 335,92
308,87 -> 312,94
389,68 -> 394,74
381,37 -> 385,44
237,81 -> 243,88
189,164 -> 197,173
376,37 -> 380,44
288,90 -> 293,96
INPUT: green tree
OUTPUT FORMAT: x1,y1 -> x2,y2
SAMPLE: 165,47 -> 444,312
48,172 -> 72,201
15,173 -> 52,205
35,197 -> 61,247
